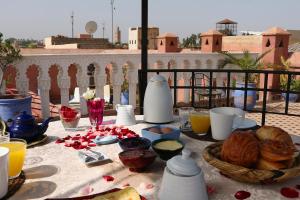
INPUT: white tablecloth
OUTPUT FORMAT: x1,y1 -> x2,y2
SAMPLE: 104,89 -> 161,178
10,115 -> 300,200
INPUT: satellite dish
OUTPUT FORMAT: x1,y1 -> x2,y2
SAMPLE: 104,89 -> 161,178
85,21 -> 98,34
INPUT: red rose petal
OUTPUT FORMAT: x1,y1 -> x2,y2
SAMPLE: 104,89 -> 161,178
296,185 -> 300,190
103,175 -> 114,182
146,183 -> 154,189
88,143 -> 96,147
234,191 -> 251,199
281,187 -> 299,198
55,138 -> 65,144
122,183 -> 130,187
207,185 -> 215,195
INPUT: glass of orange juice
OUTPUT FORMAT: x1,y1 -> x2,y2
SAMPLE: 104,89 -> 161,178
0,138 -> 26,179
189,111 -> 211,134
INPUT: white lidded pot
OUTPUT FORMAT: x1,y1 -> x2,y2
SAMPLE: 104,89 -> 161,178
115,104 -> 136,126
144,74 -> 173,123
158,149 -> 208,200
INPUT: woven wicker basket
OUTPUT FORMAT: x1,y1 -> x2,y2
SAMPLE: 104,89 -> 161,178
203,142 -> 300,184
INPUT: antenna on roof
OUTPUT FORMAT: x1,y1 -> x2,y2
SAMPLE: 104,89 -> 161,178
71,11 -> 74,38
102,22 -> 105,39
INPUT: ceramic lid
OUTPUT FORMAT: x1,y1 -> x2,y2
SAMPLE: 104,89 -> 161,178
149,74 -> 167,83
166,149 -> 201,176
15,111 -> 34,123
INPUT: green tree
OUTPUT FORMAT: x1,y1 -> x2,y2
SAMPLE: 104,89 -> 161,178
219,50 -> 271,83
0,33 -> 22,94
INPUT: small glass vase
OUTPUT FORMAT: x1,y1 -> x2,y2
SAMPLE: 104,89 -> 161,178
86,98 -> 105,129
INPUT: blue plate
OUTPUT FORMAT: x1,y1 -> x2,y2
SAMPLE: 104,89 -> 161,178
93,135 -> 118,145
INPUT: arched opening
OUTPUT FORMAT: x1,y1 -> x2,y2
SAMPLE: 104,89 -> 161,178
205,39 -> 209,45
266,39 -> 271,47
160,40 -> 163,46
27,65 -> 39,94
3,65 -> 17,89
170,41 -> 174,46
278,39 -> 284,47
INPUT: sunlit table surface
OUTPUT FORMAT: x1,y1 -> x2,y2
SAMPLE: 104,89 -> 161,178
10,115 -> 300,200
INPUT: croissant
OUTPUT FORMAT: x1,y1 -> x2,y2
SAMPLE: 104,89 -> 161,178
256,126 -> 294,147
221,131 -> 260,168
256,158 -> 286,170
260,140 -> 294,162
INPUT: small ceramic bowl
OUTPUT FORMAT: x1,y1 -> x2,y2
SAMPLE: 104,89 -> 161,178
119,137 -> 151,151
152,139 -> 184,161
119,149 -> 157,172
141,125 -> 180,142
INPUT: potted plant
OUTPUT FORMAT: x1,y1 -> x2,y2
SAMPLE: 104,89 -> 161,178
219,50 -> 270,110
121,66 -> 129,105
280,57 -> 300,102
0,33 -> 31,121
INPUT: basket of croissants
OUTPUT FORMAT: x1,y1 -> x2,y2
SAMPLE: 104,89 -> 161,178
203,126 -> 300,184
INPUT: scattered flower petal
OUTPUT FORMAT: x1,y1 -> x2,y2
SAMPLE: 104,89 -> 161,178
80,185 -> 94,196
145,183 -> 154,189
122,183 -> 130,187
281,187 -> 299,198
103,175 -> 114,182
207,185 -> 215,195
296,185 -> 300,190
234,190 -> 251,199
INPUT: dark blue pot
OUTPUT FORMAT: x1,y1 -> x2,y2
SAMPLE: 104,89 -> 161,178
0,96 -> 32,122
121,91 -> 129,105
233,82 -> 257,110
282,93 -> 299,102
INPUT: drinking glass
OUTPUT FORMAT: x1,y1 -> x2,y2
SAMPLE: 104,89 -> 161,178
189,111 -> 210,134
178,107 -> 195,129
0,138 -> 27,179
0,133 -> 9,144
87,98 -> 105,130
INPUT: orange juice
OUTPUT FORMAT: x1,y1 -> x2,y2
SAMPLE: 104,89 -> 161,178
0,140 -> 26,178
189,112 -> 210,134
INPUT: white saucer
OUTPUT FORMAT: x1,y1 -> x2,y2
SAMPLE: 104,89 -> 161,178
234,118 -> 257,130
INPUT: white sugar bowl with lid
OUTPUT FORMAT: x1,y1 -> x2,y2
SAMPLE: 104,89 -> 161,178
158,149 -> 208,200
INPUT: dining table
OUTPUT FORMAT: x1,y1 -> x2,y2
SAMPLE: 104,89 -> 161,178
9,115 -> 300,200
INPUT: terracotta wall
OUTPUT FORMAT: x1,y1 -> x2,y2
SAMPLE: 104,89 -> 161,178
222,35 -> 262,52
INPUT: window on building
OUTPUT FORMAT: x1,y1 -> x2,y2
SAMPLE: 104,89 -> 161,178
160,40 -> 163,46
266,39 -> 271,47
215,39 -> 219,46
170,41 -> 174,46
279,40 -> 284,47
205,39 -> 209,45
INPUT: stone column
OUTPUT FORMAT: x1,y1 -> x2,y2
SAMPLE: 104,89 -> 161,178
112,65 -> 124,108
77,67 -> 89,115
128,66 -> 138,108
183,72 -> 191,103
94,66 -> 106,99
58,67 -> 70,106
38,66 -> 51,119
16,64 -> 29,96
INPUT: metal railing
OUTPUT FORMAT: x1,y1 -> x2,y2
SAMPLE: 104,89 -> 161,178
138,69 -> 300,125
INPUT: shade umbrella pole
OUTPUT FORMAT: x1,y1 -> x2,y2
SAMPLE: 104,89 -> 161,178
140,0 -> 148,114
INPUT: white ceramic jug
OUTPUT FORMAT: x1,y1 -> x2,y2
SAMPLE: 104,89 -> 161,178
115,104 -> 136,126
158,149 -> 208,200
0,147 -> 9,199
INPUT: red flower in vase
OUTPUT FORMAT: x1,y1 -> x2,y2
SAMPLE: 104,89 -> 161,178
60,106 -> 79,122
87,98 -> 105,126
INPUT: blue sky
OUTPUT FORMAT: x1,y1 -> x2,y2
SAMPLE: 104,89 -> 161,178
1,0 -> 299,42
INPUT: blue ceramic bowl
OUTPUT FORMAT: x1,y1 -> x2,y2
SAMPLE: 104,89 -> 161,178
119,137 -> 151,151
141,125 -> 180,142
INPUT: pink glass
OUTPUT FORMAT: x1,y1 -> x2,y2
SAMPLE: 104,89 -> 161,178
86,99 -> 105,128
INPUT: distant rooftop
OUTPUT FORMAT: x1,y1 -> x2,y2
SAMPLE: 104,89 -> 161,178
262,27 -> 291,35
201,30 -> 223,36
157,33 -> 177,38
289,42 -> 300,52
216,18 -> 237,24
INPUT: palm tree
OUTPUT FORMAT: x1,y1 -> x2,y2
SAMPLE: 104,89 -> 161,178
219,50 -> 271,83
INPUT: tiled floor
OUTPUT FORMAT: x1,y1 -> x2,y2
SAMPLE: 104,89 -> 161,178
247,101 -> 300,135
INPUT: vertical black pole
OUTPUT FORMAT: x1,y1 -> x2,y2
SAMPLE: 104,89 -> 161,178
140,0 -> 148,114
